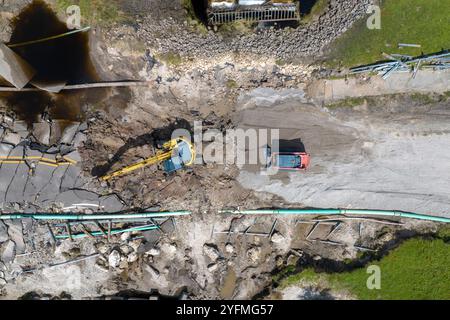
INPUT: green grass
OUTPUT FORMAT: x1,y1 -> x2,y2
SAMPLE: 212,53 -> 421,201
279,237 -> 450,299
302,0 -> 329,23
156,52 -> 183,66
325,92 -> 450,109
55,0 -> 127,26
272,265 -> 297,283
437,225 -> 450,242
327,0 -> 450,67
410,93 -> 437,105
218,20 -> 255,36
182,0 -> 209,35
226,79 -> 238,89
275,59 -> 288,66
325,97 -> 369,108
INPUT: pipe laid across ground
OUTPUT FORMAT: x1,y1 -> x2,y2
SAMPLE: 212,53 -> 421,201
55,225 -> 160,240
7,26 -> 91,48
0,211 -> 191,221
0,81 -> 151,92
219,209 -> 450,223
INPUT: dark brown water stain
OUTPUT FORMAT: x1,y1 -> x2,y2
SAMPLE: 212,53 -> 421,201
0,0 -> 114,125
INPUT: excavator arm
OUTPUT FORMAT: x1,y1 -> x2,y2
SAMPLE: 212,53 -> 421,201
101,137 -> 195,181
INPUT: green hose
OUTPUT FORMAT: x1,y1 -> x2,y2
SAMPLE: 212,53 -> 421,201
219,209 -> 450,223
0,211 -> 191,221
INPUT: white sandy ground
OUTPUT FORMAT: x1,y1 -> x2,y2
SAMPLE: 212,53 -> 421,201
312,70 -> 450,102
279,285 -> 354,300
236,88 -> 450,218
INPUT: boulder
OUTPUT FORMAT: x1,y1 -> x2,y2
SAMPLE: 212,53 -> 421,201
108,250 -> 121,268
203,244 -> 220,261
271,232 -> 285,244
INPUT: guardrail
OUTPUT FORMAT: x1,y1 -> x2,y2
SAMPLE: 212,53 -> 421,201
208,4 -> 300,25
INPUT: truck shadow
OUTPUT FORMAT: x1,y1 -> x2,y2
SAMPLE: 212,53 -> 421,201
277,138 -> 306,153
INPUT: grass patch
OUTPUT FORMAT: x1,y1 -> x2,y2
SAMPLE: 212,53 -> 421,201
325,97 -> 369,108
275,59 -> 288,66
226,79 -> 238,89
327,0 -> 450,67
156,52 -> 183,66
182,0 -> 195,16
325,92 -> 450,109
410,93 -> 437,105
437,225 -> 450,242
272,265 -> 297,284
55,0 -> 127,26
302,0 -> 329,24
279,238 -> 450,299
182,0 -> 209,35
218,20 -> 255,36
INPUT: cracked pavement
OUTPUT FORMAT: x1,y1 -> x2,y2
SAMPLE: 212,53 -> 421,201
0,116 -> 125,213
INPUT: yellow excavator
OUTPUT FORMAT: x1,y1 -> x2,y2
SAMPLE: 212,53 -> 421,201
101,136 -> 195,181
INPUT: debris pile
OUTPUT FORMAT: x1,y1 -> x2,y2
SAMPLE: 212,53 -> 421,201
350,51 -> 450,79
0,114 -> 125,212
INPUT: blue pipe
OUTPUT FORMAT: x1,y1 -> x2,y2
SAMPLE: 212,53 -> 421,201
220,209 -> 450,223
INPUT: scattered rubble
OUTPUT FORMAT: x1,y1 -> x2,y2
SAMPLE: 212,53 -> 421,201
247,246 -> 262,264
108,250 -> 121,268
203,244 -> 221,262
147,248 -> 161,256
207,263 -> 218,273
1,240 -> 15,263
225,243 -> 234,254
0,222 -> 8,242
271,232 -> 285,244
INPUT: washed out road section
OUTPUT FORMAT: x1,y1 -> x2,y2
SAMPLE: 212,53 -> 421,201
237,89 -> 450,218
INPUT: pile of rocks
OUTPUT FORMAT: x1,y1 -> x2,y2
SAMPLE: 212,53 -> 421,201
136,0 -> 372,60
95,238 -> 142,271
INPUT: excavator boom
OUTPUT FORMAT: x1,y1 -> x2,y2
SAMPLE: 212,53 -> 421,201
101,137 -> 195,181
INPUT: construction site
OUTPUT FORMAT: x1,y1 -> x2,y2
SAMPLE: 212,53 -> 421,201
0,0 -> 449,301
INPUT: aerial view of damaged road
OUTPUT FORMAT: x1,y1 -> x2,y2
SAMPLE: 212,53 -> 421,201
0,0 -> 449,304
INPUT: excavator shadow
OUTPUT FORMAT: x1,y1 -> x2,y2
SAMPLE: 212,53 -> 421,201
91,119 -> 192,177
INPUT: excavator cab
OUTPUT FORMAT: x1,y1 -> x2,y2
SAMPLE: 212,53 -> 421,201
163,138 -> 196,173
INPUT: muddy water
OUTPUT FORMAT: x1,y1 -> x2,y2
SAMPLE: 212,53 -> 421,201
220,268 -> 237,299
0,0 -> 108,125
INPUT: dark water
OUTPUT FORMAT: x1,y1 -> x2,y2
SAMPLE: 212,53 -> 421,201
300,0 -> 319,15
189,0 -> 208,23
0,0 -> 107,125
